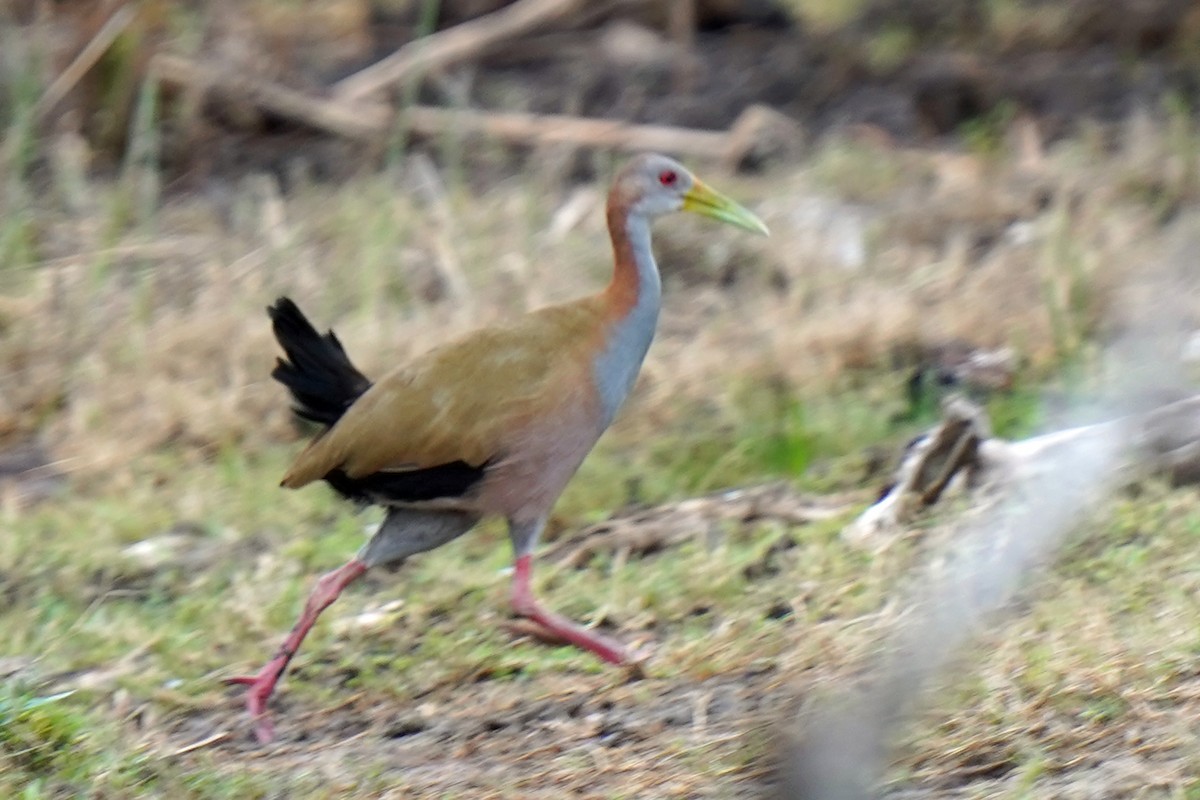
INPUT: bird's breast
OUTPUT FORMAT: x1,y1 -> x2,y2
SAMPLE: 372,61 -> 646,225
591,298 -> 660,426
474,393 -> 606,519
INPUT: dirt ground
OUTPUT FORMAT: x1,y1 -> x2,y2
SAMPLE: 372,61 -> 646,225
165,667 -> 786,797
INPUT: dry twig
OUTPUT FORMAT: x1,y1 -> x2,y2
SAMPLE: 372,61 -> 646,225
165,730 -> 231,758
332,0 -> 586,102
33,4 -> 138,124
545,483 -> 849,568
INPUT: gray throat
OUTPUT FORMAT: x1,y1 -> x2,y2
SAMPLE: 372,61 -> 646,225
592,213 -> 663,426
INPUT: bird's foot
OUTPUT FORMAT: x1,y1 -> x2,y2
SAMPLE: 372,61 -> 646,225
508,554 -> 649,669
221,559 -> 369,745
223,662 -> 285,744
509,603 -> 633,665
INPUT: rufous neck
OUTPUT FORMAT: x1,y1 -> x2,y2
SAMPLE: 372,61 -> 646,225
605,201 -> 662,317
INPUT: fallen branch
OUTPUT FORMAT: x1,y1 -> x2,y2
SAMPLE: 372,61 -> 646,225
846,393 -> 1200,544
152,53 -> 797,165
401,102 -> 797,166
150,54 -> 392,141
420,104 -> 728,155
332,0 -> 586,103
404,104 -> 720,159
545,483 -> 850,569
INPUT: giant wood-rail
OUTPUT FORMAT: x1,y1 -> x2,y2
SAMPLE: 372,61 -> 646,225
227,153 -> 768,742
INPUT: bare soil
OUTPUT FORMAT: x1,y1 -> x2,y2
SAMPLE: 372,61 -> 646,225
164,667 -> 786,797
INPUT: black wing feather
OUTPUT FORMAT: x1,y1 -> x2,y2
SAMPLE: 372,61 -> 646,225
324,461 -> 487,506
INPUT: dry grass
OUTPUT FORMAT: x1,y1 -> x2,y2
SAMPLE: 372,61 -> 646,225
4,109 -> 1185,484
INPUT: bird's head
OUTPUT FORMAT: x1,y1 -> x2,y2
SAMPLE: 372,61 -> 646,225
612,153 -> 768,236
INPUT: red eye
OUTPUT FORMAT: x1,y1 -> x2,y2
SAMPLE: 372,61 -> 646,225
658,169 -> 678,186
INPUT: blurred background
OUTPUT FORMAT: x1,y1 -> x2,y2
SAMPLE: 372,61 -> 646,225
3,1 -> 1200,798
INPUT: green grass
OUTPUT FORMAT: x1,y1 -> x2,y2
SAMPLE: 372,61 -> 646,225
1,354 -> 1195,796
0,373 -> 918,797
10,434 -> 1200,796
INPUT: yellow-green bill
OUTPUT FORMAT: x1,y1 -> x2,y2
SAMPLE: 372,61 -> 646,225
683,179 -> 769,236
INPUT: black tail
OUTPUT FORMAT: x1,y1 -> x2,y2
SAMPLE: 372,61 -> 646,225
268,297 -> 372,427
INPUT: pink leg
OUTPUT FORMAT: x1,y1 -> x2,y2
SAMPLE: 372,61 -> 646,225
225,558 -> 368,743
509,554 -> 628,665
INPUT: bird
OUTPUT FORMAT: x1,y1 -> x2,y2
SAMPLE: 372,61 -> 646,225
226,153 -> 768,743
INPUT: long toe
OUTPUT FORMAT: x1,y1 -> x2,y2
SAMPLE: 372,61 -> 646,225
223,668 -> 282,743
222,675 -> 259,687
574,628 -> 629,666
512,612 -> 630,665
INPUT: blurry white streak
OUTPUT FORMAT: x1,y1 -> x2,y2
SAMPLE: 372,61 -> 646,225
784,420 -> 1126,799
780,218 -> 1200,799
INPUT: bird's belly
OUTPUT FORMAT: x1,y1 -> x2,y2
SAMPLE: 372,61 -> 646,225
474,406 -> 603,521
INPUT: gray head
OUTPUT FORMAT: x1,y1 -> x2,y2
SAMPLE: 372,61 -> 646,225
608,153 -> 769,234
